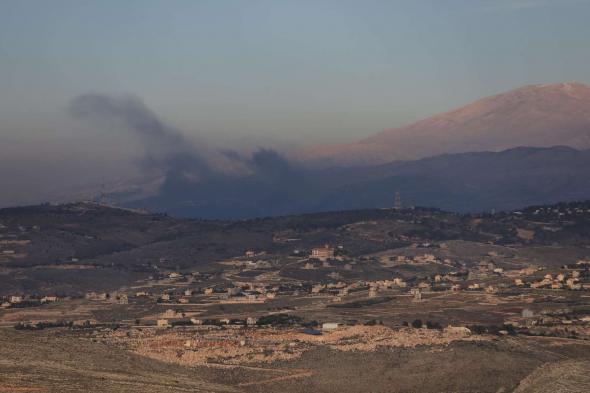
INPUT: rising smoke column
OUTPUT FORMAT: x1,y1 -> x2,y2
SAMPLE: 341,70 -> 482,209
68,93 -> 316,218
69,93 -> 213,182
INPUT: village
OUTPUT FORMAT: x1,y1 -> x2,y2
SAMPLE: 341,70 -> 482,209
2,201 -> 590,391
4,241 -> 590,355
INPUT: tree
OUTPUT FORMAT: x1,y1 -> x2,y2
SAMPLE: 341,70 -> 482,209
426,321 -> 442,330
469,325 -> 487,335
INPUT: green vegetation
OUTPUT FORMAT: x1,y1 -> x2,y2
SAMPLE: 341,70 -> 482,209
256,313 -> 303,326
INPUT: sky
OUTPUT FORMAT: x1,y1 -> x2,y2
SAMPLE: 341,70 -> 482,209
1,0 -> 590,205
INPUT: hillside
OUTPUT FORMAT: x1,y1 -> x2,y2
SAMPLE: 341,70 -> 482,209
3,199 -> 590,393
314,146 -> 590,213
122,146 -> 590,218
2,198 -> 590,295
300,82 -> 590,166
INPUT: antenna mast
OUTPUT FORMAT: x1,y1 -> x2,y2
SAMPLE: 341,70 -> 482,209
394,191 -> 402,210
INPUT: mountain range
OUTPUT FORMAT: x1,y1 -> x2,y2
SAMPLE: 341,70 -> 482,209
46,82 -> 590,218
299,82 -> 590,166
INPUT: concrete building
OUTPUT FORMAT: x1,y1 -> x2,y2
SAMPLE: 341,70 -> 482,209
322,322 -> 339,331
368,287 -> 378,298
411,288 -> 422,301
9,295 -> 22,304
157,319 -> 170,328
311,245 -> 335,262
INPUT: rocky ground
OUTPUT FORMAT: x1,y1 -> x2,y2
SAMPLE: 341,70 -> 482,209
98,325 -> 476,366
3,328 -> 590,393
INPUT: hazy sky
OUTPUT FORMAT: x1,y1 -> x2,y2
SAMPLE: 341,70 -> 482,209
1,0 -> 590,205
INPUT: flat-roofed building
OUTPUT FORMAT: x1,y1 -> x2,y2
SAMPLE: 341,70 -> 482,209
322,322 -> 339,331
311,245 -> 335,262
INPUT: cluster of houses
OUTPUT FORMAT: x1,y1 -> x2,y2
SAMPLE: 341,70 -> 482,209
529,205 -> 590,218
156,314 -> 260,329
308,278 -> 414,302
156,283 -> 280,305
85,292 -> 128,304
1,294 -> 59,308
155,271 -> 216,282
9,239 -> 589,337
392,253 -> 455,266
506,306 -> 590,339
468,261 -> 504,279
516,269 -> 590,290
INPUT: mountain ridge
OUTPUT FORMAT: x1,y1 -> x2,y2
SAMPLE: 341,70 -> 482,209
116,145 -> 590,218
299,82 -> 590,167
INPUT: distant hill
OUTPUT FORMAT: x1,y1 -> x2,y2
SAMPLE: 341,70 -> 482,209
119,146 -> 590,218
300,82 -> 590,166
2,197 -> 590,295
312,146 -> 590,214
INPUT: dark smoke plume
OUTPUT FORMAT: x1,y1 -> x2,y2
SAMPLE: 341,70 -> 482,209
68,93 -> 319,218
69,94 -> 212,181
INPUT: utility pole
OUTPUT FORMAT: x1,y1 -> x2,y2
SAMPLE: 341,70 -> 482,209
394,191 -> 402,210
